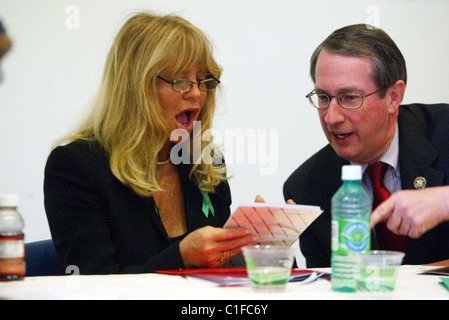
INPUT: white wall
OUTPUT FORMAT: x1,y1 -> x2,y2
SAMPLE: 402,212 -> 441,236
1,0 -> 448,267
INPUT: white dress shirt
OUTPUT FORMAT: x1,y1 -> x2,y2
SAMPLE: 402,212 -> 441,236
351,124 -> 402,203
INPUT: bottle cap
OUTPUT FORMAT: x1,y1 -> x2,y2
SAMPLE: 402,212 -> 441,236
0,194 -> 19,207
341,165 -> 362,181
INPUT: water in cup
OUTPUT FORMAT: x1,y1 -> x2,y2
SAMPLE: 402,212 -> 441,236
243,245 -> 294,292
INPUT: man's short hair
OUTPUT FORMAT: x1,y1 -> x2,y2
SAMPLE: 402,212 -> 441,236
310,24 -> 407,97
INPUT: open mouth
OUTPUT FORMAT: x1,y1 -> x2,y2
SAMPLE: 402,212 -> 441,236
333,132 -> 352,141
175,109 -> 199,131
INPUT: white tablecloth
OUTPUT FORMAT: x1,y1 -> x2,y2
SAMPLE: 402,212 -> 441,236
0,265 -> 447,300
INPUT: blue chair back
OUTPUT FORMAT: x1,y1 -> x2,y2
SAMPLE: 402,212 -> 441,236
25,240 -> 63,276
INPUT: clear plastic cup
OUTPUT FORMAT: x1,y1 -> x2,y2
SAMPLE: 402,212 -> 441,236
356,250 -> 405,293
242,245 -> 294,292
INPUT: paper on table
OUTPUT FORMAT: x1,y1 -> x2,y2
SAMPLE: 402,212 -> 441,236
224,202 -> 323,247
420,266 -> 449,276
157,267 -> 322,287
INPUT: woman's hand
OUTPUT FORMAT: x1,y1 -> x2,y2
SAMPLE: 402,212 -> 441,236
179,226 -> 255,268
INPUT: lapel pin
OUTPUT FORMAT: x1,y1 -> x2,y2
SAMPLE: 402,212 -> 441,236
414,177 -> 427,189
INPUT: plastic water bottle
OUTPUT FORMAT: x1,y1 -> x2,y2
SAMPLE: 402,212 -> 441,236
331,165 -> 371,292
0,195 -> 25,281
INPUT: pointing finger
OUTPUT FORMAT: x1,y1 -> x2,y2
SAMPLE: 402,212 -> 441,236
370,197 -> 394,229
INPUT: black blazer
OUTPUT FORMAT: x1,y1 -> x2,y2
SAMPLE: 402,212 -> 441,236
284,104 -> 449,268
44,140 -> 231,274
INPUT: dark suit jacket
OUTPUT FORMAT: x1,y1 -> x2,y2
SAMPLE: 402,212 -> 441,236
44,140 -> 231,274
284,104 -> 449,268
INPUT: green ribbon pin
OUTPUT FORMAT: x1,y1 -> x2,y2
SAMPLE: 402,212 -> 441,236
200,189 -> 215,218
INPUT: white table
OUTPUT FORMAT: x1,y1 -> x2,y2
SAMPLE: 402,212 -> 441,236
0,265 -> 447,300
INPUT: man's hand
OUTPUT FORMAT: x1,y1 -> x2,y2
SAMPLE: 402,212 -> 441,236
370,186 -> 449,238
255,195 -> 296,205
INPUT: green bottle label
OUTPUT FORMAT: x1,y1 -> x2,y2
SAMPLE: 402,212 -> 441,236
332,217 -> 370,255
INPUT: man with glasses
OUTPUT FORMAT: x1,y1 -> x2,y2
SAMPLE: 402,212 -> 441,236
284,24 -> 449,268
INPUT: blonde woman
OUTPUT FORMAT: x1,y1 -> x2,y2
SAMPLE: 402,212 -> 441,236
44,13 -> 253,274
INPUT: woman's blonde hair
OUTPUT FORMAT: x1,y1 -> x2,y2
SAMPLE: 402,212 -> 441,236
60,12 -> 226,197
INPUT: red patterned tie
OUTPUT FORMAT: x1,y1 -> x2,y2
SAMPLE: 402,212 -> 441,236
366,162 -> 409,261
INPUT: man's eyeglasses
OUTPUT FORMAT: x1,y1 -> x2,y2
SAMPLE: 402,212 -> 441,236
305,87 -> 384,110
157,75 -> 220,93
